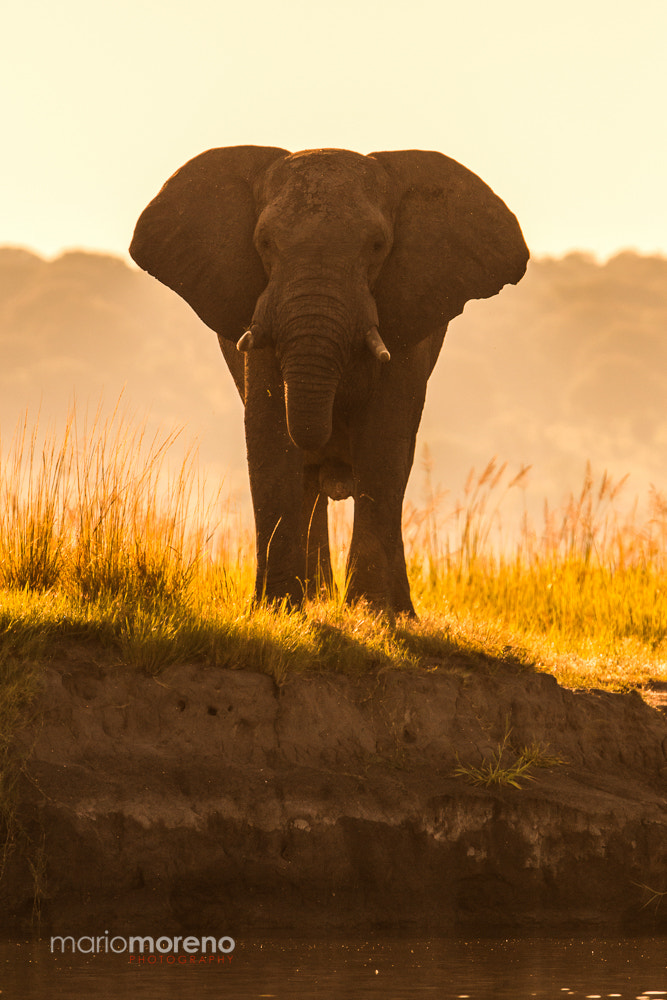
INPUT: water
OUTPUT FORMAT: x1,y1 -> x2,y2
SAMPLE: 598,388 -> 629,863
2,934 -> 666,998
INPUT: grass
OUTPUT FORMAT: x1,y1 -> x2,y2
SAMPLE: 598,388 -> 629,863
454,726 -> 567,789
405,454 -> 667,690
0,409 -> 665,696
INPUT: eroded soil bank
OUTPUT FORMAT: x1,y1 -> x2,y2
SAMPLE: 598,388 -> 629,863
3,651 -> 667,935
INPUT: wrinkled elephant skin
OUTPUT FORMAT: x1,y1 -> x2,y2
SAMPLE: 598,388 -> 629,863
130,146 -> 529,614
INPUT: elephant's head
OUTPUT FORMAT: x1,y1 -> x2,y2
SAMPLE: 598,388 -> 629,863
130,145 -> 528,451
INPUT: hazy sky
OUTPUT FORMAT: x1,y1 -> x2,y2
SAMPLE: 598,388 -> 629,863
3,0 -> 666,261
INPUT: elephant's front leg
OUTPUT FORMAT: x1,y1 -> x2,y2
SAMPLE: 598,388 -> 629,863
244,351 -> 306,606
348,462 -> 415,615
347,346 -> 432,615
302,464 -> 334,598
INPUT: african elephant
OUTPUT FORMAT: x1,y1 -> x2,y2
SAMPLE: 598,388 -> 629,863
130,145 -> 528,615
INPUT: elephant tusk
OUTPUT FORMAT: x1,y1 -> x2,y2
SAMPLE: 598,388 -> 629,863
236,329 -> 256,352
365,326 -> 390,363
237,324 -> 267,352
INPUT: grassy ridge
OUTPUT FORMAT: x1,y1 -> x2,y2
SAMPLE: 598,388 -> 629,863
406,458 -> 667,689
0,411 -> 665,691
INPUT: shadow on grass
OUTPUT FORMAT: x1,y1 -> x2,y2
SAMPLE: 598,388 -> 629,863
0,591 -> 538,689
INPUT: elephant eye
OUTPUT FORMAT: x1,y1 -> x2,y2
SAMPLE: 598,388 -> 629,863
254,230 -> 273,256
367,232 -> 388,256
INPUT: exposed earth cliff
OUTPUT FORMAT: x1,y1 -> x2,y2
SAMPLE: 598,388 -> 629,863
3,651 -> 667,935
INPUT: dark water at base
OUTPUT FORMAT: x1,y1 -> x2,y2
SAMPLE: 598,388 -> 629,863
2,935 -> 666,999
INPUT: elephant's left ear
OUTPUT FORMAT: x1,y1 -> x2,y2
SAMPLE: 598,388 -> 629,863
368,150 -> 529,349
129,145 -> 289,341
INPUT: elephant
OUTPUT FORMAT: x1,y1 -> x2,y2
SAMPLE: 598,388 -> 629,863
130,145 -> 529,615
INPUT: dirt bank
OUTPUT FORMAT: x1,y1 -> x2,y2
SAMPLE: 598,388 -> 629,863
3,650 -> 667,935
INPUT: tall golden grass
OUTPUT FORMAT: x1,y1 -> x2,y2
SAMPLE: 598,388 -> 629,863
0,405 -> 222,601
0,409 -> 665,688
406,453 -> 667,687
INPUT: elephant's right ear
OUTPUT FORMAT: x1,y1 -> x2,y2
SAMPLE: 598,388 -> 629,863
368,150 -> 529,351
129,145 -> 289,340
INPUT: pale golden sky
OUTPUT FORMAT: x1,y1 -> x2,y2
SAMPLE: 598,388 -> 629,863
3,0 -> 666,260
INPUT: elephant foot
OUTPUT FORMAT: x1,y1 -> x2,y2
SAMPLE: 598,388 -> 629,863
345,583 -> 416,620
253,593 -> 301,614
254,572 -> 305,611
303,563 -> 335,601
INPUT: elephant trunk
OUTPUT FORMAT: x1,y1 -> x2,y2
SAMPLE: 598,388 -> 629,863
282,364 -> 339,451
271,280 -> 352,451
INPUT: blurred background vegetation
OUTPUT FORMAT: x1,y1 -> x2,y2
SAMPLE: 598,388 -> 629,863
1,246 -> 666,524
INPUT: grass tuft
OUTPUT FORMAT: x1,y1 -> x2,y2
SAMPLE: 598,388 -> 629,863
454,729 -> 566,789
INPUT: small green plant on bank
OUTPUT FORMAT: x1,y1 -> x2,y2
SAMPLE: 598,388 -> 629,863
454,748 -> 534,790
454,728 -> 567,789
